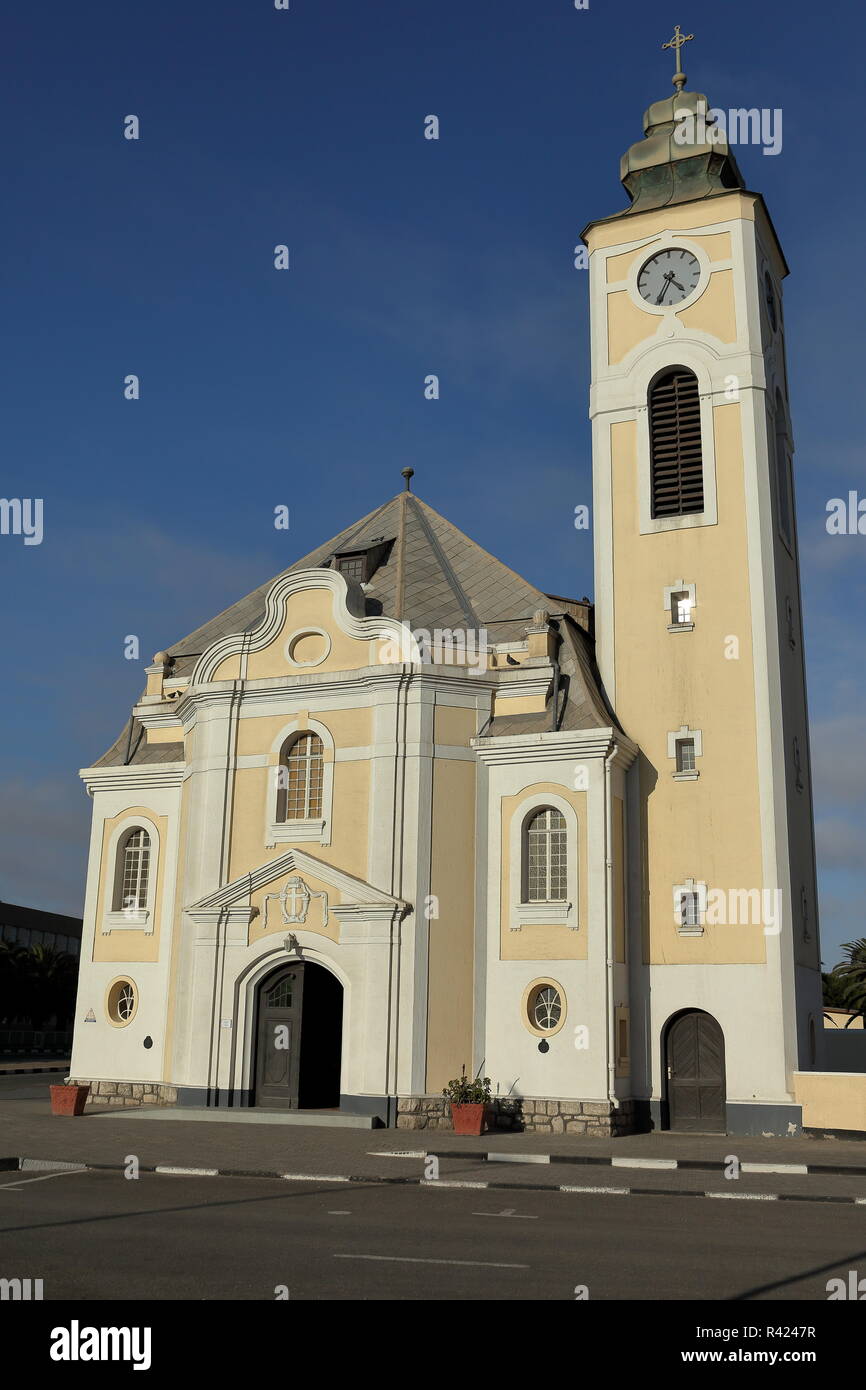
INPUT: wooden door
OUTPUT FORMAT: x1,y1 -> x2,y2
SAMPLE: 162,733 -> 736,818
254,966 -> 304,1108
666,1011 -> 726,1133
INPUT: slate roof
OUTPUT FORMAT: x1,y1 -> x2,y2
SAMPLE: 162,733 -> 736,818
169,493 -> 563,667
91,491 -> 616,767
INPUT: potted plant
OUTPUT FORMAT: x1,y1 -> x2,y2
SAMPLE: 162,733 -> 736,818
49,1080 -> 90,1116
443,1066 -> 492,1136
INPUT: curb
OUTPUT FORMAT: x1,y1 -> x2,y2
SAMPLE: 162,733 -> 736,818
0,1066 -> 69,1076
4,1157 -> 865,1207
421,1148 -> 866,1179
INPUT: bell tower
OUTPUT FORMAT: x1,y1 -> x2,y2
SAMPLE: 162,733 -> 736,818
583,33 -> 822,1133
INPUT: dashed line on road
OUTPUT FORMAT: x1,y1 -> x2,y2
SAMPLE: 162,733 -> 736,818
281,1172 -> 350,1183
704,1191 -> 779,1201
611,1156 -> 678,1170
333,1253 -> 528,1269
741,1162 -> 809,1176
559,1184 -> 629,1196
421,1179 -> 489,1189
154,1165 -> 219,1177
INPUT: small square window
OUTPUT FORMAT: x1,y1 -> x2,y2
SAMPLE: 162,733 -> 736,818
336,554 -> 366,582
671,591 -> 692,625
675,738 -> 695,773
680,891 -> 701,928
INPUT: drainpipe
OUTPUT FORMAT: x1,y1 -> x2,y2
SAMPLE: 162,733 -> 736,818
604,739 -> 620,1117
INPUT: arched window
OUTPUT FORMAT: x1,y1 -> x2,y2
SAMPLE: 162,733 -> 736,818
114,828 -> 151,912
524,807 -> 567,902
277,733 -> 324,822
649,368 -> 704,518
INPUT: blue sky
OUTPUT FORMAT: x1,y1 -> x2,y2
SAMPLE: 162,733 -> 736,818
2,1 -> 864,967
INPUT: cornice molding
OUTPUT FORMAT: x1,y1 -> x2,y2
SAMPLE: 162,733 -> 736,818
471,729 -> 638,768
79,764 -> 186,796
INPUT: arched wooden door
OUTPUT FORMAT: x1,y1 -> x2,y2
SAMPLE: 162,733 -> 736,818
253,961 -> 343,1110
665,1010 -> 726,1133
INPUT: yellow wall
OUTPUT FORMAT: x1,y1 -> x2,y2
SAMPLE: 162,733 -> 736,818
794,1072 -> 866,1132
588,192 -> 755,253
235,707 -> 371,757
607,262 -> 737,365
92,806 -> 167,965
679,267 -> 737,342
212,588 -> 376,682
610,407 -> 765,965
425,758 -> 476,1091
228,760 -> 370,884
434,705 -> 478,747
227,708 -> 372,884
605,231 -> 732,283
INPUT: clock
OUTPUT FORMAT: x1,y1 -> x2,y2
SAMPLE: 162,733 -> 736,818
637,248 -> 701,307
764,271 -> 777,331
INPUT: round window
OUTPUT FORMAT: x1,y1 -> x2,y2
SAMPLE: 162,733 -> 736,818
107,978 -> 137,1026
532,985 -> 562,1032
285,629 -> 331,668
522,978 -> 566,1037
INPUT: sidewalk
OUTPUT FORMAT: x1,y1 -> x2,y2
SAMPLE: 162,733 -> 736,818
2,1087 -> 865,1186
0,1059 -> 69,1075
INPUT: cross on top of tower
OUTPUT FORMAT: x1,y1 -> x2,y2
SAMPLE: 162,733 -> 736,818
662,24 -> 694,92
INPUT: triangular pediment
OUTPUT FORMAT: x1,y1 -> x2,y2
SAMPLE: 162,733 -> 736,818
186,849 -> 407,916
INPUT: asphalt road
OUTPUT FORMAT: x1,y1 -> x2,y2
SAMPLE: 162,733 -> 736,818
0,1073 -> 59,1101
1,1167 -> 864,1301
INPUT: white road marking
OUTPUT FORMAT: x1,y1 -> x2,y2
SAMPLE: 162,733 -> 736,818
281,1173 -> 350,1182
334,1253 -> 528,1269
0,1167 -> 88,1191
472,1208 -> 538,1219
368,1150 -> 425,1159
611,1157 -> 678,1170
421,1180 -> 488,1189
705,1191 -> 779,1201
559,1185 -> 629,1195
485,1152 -> 550,1165
741,1162 -> 808,1175
328,1210 -> 352,1215
154,1166 -> 219,1176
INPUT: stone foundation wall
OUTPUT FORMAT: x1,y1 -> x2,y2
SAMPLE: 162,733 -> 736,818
397,1095 -> 637,1136
70,1080 -> 178,1109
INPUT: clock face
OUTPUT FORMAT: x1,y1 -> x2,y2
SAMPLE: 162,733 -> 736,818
637,248 -> 701,307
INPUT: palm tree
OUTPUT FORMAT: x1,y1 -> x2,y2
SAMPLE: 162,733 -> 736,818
830,938 -> 866,1015
0,940 -> 29,1025
25,946 -> 79,1029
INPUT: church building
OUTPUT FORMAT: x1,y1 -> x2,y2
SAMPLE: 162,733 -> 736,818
70,46 -> 823,1136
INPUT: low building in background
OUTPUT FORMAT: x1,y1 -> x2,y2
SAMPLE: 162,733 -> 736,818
0,902 -> 82,958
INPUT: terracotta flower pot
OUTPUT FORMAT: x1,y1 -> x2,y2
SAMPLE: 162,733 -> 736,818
450,1102 -> 487,1136
50,1084 -> 90,1117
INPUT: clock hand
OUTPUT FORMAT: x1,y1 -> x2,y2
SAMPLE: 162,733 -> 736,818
670,277 -> 686,293
655,280 -> 671,305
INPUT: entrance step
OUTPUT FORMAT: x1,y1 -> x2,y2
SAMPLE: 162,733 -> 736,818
91,1107 -> 377,1129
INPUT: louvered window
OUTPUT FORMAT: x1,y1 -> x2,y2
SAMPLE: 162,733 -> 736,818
649,369 -> 704,518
